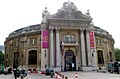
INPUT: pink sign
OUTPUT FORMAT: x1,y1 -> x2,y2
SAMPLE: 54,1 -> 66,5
89,32 -> 95,48
42,30 -> 49,48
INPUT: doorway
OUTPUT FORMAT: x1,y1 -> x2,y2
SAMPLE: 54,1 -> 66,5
13,52 -> 19,69
64,50 -> 76,71
28,50 -> 37,65
97,50 -> 104,65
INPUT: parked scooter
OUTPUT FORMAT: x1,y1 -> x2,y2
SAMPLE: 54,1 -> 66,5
20,69 -> 27,77
13,69 -> 20,78
13,68 -> 27,78
50,69 -> 54,78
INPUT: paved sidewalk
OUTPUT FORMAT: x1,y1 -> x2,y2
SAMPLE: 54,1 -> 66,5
2,71 -> 120,79
59,71 -> 120,79
17,76 -> 28,79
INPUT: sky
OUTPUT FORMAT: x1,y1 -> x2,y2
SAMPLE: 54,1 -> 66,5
0,0 -> 120,48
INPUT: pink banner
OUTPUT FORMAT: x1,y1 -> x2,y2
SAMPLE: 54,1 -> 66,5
89,32 -> 94,48
42,30 -> 49,48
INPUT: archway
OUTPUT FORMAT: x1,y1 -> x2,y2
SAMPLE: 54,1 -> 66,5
97,50 -> 104,65
109,52 -> 112,62
64,50 -> 76,71
13,52 -> 19,69
28,50 -> 37,65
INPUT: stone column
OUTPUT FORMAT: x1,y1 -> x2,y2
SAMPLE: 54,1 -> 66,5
50,28 -> 54,68
80,30 -> 86,66
56,28 -> 61,69
86,30 -> 92,66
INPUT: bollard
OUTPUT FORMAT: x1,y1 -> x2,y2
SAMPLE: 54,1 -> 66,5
62,75 -> 64,79
75,72 -> 78,79
21,76 -> 23,79
59,74 -> 62,79
65,76 -> 68,79
59,74 -> 61,77
55,73 -> 57,79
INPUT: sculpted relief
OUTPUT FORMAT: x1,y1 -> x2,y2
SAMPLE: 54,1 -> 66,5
55,1 -> 85,19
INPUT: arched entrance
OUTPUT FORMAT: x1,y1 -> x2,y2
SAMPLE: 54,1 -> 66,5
28,50 -> 37,65
109,52 -> 112,62
13,52 -> 19,68
97,50 -> 104,65
64,50 -> 76,71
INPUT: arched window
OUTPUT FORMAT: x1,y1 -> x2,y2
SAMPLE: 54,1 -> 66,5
66,34 -> 71,43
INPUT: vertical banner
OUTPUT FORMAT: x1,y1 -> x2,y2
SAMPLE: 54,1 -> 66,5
42,30 -> 49,48
89,32 -> 95,48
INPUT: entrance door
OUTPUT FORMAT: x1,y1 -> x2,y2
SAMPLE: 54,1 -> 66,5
65,50 -> 76,71
13,52 -> 19,69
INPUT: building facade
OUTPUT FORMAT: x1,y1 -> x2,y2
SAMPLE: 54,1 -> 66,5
4,1 -> 115,71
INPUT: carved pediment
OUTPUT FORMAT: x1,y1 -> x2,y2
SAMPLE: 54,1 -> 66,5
50,1 -> 92,20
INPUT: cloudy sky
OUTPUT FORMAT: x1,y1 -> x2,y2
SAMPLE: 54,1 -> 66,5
0,0 -> 120,48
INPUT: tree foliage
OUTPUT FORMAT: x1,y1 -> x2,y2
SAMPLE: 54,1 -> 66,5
0,51 -> 4,65
115,48 -> 120,61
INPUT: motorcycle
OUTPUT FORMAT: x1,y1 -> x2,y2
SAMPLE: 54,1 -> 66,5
50,69 -> 54,78
20,69 -> 27,77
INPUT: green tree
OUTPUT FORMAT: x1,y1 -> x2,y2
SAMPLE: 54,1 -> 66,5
115,48 -> 120,61
0,51 -> 4,65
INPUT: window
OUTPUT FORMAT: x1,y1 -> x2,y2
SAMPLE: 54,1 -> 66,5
96,38 -> 99,45
63,34 -> 75,43
30,38 -> 33,44
66,35 -> 71,43
99,39 -> 102,45
63,35 -> 66,42
96,38 -> 102,45
29,38 -> 38,45
34,38 -> 37,44
71,35 -> 75,43
14,41 -> 17,47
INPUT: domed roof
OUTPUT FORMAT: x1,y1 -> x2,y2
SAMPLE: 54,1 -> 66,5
9,24 -> 41,37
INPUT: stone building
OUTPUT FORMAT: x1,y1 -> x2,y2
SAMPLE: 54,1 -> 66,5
4,1 -> 115,71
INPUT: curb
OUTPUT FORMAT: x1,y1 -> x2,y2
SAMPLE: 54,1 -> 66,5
17,76 -> 28,79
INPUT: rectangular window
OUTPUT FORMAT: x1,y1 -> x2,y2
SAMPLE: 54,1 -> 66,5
71,35 -> 75,43
63,35 -> 66,43
34,38 -> 37,44
66,35 -> 71,43
63,34 -> 76,43
99,39 -> 102,45
96,38 -> 99,45
30,38 -> 33,44
29,38 -> 38,45
96,38 -> 102,45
